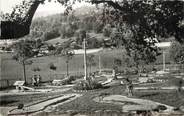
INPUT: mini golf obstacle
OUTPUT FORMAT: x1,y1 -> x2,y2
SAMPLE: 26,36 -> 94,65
101,78 -> 114,85
8,94 -> 80,115
13,81 -> 52,92
93,95 -> 174,114
14,81 -> 34,91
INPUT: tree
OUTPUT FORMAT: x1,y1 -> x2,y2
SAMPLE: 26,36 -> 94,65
63,50 -> 74,76
93,21 -> 104,33
113,58 -> 122,68
60,24 -> 74,38
103,24 -> 112,37
113,58 -> 122,79
1,0 -> 44,39
49,62 -> 57,71
2,0 -> 184,43
169,41 -> 184,70
92,0 -> 184,42
12,39 -> 36,84
87,38 -> 101,49
43,28 -> 60,41
55,40 -> 74,76
128,45 -> 158,73
60,13 -> 79,38
100,0 -> 183,69
87,54 -> 96,74
123,55 -> 134,68
48,45 -> 56,51
1,0 -> 183,74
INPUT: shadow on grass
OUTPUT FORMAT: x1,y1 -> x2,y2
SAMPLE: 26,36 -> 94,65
0,100 -> 18,106
138,93 -> 159,98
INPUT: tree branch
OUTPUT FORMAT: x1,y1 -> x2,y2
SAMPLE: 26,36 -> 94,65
91,0 -> 124,11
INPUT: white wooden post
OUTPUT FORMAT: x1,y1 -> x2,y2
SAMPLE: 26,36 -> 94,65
83,37 -> 87,80
99,54 -> 101,73
163,51 -> 166,71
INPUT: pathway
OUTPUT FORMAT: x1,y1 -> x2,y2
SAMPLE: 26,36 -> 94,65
0,107 -> 16,116
0,88 -> 70,97
134,86 -> 184,90
8,94 -> 80,115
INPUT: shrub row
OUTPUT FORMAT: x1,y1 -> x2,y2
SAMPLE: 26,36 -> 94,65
73,79 -> 102,90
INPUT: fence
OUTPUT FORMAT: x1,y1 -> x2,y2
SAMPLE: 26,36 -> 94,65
0,79 -> 18,89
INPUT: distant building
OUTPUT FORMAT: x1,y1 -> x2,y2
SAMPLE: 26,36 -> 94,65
155,42 -> 172,71
0,39 -> 18,48
0,39 -> 17,53
155,42 -> 171,48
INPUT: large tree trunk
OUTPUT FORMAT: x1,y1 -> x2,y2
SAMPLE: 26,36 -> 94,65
1,0 -> 43,39
22,61 -> 27,84
136,63 -> 139,75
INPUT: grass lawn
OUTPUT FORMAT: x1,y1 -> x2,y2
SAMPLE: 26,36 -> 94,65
59,87 -> 184,111
136,91 -> 184,108
0,91 -> 67,107
59,85 -> 126,111
0,48 -> 173,84
1,72 -> 183,107
0,82 -> 184,116
35,85 -> 184,116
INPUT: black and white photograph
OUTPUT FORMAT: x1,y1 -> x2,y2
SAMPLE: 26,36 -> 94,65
0,0 -> 184,115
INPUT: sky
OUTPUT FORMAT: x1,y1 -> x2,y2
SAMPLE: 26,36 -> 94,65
0,0 -> 92,18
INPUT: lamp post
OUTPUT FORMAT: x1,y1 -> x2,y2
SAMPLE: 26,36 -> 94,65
83,37 -> 87,80
98,54 -> 101,73
163,51 -> 166,71
80,30 -> 87,80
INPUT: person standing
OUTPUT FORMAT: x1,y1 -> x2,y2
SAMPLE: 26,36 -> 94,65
112,68 -> 117,80
125,77 -> 133,96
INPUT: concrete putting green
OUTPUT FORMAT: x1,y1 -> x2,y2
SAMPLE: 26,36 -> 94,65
8,94 -> 81,115
93,95 -> 174,113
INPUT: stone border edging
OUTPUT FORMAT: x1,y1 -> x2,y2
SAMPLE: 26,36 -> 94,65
72,89 -> 98,93
93,95 -> 175,113
43,94 -> 83,113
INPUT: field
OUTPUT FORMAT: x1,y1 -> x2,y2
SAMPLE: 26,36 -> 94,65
0,48 -> 172,87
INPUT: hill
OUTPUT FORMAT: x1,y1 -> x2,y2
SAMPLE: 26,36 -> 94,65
29,5 -> 104,42
73,6 -> 100,18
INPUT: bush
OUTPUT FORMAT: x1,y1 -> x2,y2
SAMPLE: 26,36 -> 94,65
124,67 -> 138,75
49,63 -> 57,70
61,75 -> 77,85
103,25 -> 111,37
73,79 -> 102,90
88,80 -> 103,90
73,80 -> 89,90
43,29 -> 60,41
